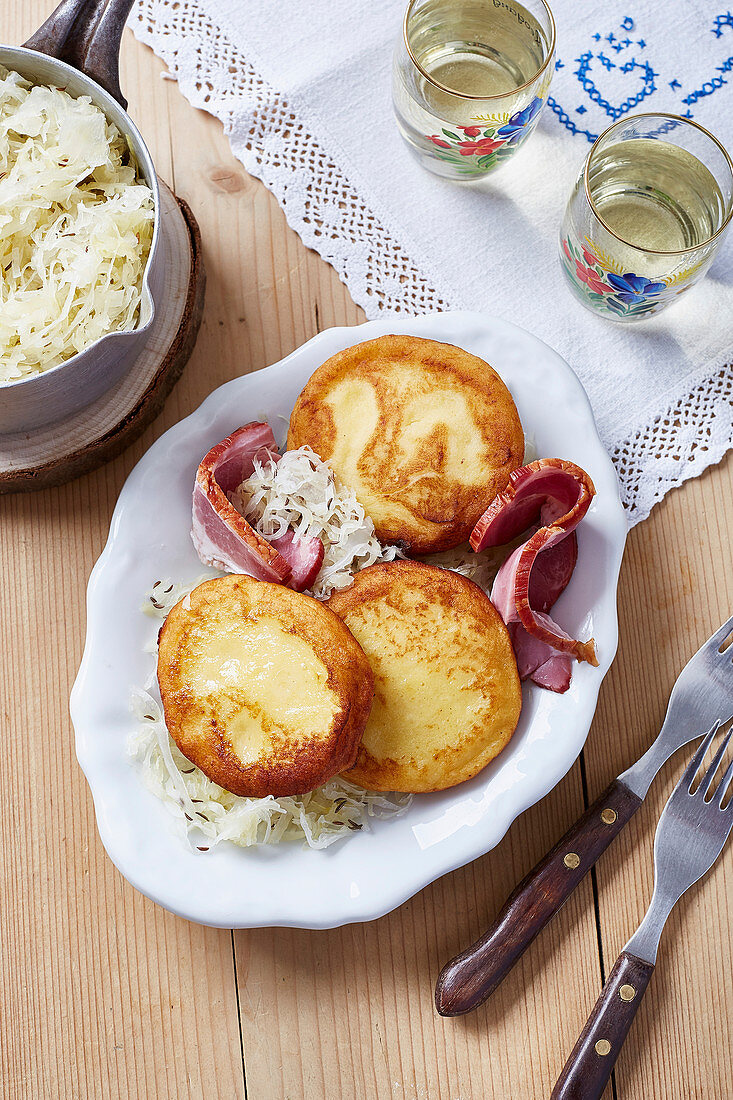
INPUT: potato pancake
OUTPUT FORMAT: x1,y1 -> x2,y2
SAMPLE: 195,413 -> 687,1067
287,335 -> 524,554
326,561 -> 522,793
158,575 -> 373,797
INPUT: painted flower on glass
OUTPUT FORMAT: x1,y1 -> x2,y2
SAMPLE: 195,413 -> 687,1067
458,136 -> 503,156
574,261 -> 612,295
560,236 -> 674,318
605,272 -> 667,303
423,95 -> 545,174
497,97 -> 543,142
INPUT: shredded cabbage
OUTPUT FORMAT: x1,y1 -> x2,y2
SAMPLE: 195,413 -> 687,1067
231,445 -> 403,599
422,542 -> 510,593
129,690 -> 411,851
129,437 -> 540,850
0,66 -> 155,383
142,575 -> 213,621
129,576 -> 412,850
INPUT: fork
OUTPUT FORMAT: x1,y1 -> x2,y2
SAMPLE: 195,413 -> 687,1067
435,614 -> 733,1016
551,722 -> 733,1100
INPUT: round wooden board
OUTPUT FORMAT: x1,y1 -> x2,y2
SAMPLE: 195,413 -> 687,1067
0,180 -> 205,493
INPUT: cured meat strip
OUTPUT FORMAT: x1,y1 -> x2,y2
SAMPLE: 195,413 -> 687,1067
270,530 -> 325,593
471,459 -> 597,693
507,625 -> 573,694
521,532 -> 578,693
491,527 -> 596,664
529,530 -> 577,612
192,423 -> 292,581
191,422 -> 325,590
470,458 -> 594,552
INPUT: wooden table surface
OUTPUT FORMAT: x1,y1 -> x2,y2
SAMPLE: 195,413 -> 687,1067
2,7 -> 732,1099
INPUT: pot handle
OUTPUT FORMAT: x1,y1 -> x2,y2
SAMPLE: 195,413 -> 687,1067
23,0 -> 135,109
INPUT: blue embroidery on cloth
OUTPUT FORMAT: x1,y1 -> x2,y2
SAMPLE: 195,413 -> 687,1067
682,69 -> 731,106
679,12 -> 733,109
575,51 -> 657,119
712,12 -> 733,37
549,12 -> 733,141
547,97 -> 598,143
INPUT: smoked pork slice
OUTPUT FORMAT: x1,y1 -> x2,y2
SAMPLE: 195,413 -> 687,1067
270,530 -> 325,593
506,624 -> 573,694
470,458 -> 595,552
191,423 -> 326,591
191,423 -> 292,581
492,530 -> 594,656
529,530 -> 578,612
492,534 -> 577,623
478,459 -> 597,692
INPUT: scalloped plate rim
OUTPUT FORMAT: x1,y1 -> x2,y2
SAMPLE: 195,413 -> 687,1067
71,310 -> 627,929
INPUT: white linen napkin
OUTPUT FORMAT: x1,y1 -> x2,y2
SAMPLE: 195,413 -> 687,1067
132,0 -> 733,523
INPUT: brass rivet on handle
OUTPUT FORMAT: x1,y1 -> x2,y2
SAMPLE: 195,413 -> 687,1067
601,808 -> 617,824
563,852 -> 580,869
619,984 -> 636,1001
595,1039 -> 612,1056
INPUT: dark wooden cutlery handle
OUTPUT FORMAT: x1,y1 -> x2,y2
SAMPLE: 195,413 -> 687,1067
551,950 -> 654,1100
434,779 -> 642,1016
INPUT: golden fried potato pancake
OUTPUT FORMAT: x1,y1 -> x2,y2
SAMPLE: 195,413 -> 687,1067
326,561 -> 521,793
287,335 -> 524,554
157,575 -> 373,797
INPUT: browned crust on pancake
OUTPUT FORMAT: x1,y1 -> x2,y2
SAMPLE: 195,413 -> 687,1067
158,575 -> 374,797
327,561 -> 522,793
287,335 -> 524,553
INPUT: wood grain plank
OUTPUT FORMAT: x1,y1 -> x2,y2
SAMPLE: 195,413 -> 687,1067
581,458 -> 733,1100
0,9 -> 244,1099
2,3 -> 731,1098
150,33 -> 607,1100
235,764 -> 604,1100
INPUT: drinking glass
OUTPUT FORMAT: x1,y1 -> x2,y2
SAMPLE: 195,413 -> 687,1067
393,0 -> 555,180
560,113 -> 733,322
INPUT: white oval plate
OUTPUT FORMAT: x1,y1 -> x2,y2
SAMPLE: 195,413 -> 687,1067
71,311 -> 627,929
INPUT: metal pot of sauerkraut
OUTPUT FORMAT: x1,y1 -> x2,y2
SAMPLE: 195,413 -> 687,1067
0,0 -> 163,433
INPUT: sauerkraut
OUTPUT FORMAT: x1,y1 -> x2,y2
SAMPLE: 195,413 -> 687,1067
232,445 -> 403,599
0,66 -> 155,383
129,688 -> 411,850
129,438 -> 539,850
422,542 -> 510,593
130,576 -> 412,850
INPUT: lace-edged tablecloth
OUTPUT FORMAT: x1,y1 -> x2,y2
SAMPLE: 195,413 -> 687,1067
131,0 -> 733,525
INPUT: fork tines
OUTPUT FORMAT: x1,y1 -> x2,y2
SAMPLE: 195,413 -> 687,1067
682,720 -> 733,804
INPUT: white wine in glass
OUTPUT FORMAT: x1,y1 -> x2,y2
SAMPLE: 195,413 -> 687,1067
560,115 -> 733,322
587,139 -> 726,252
393,0 -> 555,180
